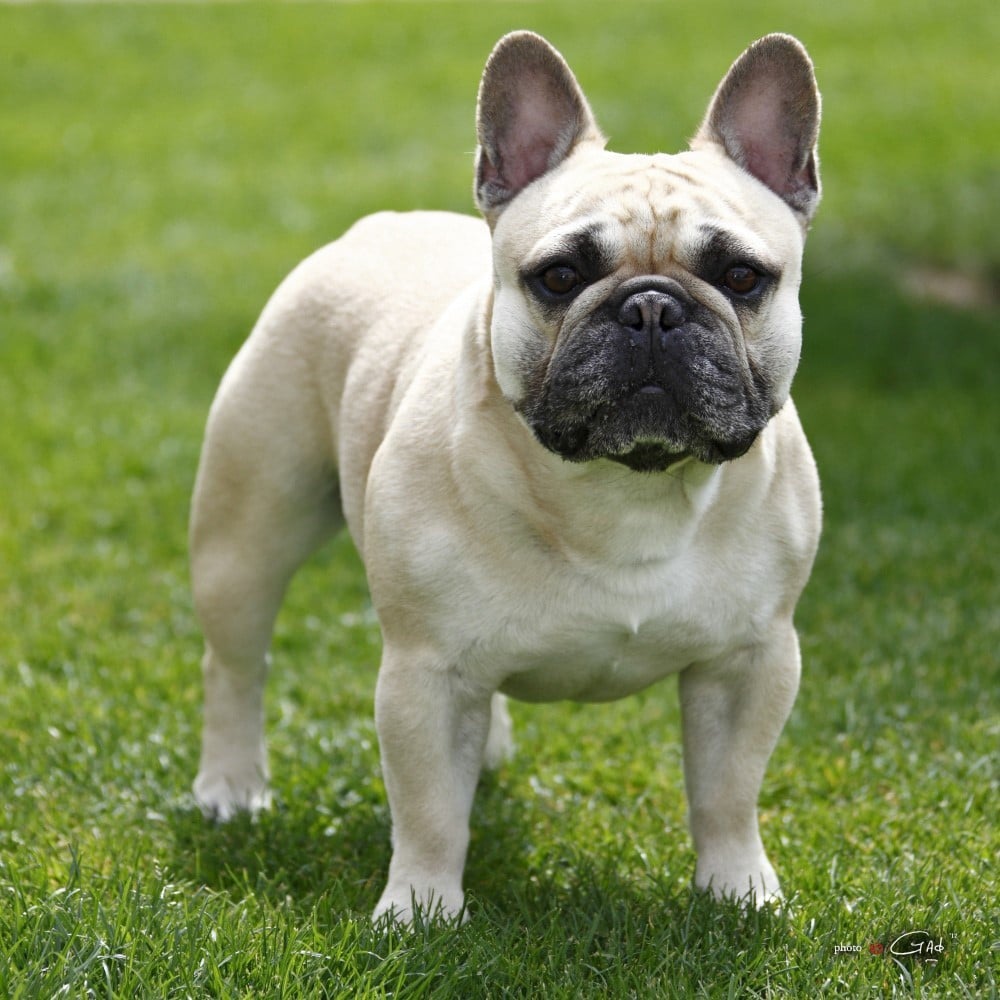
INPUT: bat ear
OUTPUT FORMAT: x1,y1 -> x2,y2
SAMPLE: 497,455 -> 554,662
694,33 -> 821,221
475,31 -> 605,222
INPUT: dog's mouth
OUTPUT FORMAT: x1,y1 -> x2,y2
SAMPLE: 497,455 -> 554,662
610,441 -> 691,473
529,385 -> 760,472
599,386 -> 689,471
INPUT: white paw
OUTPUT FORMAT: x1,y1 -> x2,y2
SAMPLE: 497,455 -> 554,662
193,769 -> 271,822
695,853 -> 782,909
372,882 -> 466,927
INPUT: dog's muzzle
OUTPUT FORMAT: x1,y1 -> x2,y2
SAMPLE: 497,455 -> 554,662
524,276 -> 770,473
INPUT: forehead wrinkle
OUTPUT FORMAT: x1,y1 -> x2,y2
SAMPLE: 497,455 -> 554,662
599,166 -> 686,273
648,176 -> 695,272
615,176 -> 661,272
552,156 -> 762,274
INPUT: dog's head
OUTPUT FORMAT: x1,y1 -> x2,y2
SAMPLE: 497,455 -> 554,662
475,32 -> 820,471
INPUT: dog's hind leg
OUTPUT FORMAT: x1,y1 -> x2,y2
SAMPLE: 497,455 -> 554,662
190,336 -> 341,821
483,693 -> 514,769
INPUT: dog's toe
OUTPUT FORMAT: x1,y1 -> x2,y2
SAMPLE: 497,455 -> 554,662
193,772 -> 271,822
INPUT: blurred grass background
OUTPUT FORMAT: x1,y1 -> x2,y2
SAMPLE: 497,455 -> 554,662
1,2 -> 997,996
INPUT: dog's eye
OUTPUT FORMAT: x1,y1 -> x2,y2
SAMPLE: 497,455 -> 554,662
540,265 -> 582,297
721,266 -> 761,296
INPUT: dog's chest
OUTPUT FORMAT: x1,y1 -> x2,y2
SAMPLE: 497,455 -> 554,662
497,620 -> 700,703
488,543 -> 765,703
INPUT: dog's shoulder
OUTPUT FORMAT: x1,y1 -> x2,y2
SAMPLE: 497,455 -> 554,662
259,211 -> 490,323
335,210 -> 490,282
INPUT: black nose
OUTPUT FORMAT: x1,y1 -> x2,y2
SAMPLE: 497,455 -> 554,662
617,289 -> 687,336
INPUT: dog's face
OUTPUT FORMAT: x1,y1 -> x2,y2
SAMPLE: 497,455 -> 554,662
475,33 -> 821,472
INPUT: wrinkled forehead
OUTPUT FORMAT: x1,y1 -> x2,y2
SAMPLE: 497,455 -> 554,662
526,149 -> 801,273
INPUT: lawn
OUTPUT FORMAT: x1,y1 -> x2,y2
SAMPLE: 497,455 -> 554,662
1,2 -> 997,997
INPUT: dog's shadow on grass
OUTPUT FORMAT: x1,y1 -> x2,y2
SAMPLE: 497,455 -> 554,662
165,772 -> 783,957
167,789 -> 394,917
166,771 -> 527,914
166,771 -> 567,920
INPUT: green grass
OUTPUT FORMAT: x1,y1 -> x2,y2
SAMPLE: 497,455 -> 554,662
1,2 -> 997,997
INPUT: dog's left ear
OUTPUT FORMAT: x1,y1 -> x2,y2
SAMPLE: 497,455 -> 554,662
475,31 -> 605,223
694,34 -> 821,223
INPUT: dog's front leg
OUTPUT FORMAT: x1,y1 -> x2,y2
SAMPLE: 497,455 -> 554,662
372,649 -> 492,925
679,622 -> 801,907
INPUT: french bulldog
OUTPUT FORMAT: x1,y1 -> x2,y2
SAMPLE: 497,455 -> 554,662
190,30 -> 822,924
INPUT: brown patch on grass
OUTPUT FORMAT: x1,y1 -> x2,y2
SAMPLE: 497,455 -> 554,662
901,267 -> 998,311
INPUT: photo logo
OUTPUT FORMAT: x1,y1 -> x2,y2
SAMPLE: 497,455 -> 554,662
834,930 -> 945,971
887,930 -> 946,965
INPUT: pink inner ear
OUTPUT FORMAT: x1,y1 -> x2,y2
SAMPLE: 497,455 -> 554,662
727,75 -> 799,196
499,70 -> 569,191
741,139 -> 794,196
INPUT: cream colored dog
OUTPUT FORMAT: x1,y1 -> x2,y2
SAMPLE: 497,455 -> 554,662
191,31 -> 822,923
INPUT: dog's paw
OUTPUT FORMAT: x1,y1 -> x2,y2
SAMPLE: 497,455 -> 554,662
695,853 -> 782,910
193,769 -> 271,822
372,882 -> 466,927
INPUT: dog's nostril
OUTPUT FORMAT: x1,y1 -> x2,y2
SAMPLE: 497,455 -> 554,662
619,303 -> 645,331
618,291 -> 685,334
658,297 -> 685,330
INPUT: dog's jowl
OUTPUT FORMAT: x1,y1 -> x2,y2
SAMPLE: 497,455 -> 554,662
191,31 -> 822,924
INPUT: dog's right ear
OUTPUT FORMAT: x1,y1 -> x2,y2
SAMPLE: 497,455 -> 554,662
475,32 -> 605,224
